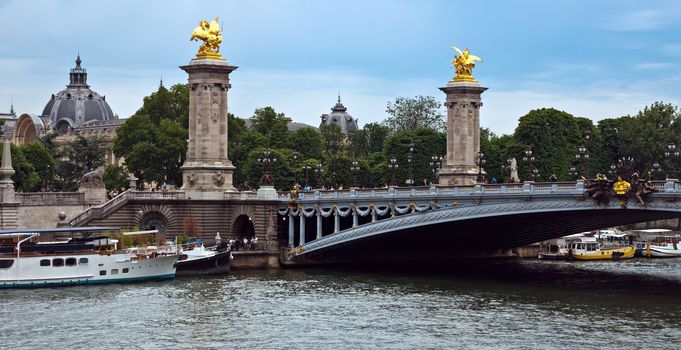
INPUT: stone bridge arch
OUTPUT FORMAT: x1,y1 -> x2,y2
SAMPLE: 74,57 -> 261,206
137,204 -> 177,236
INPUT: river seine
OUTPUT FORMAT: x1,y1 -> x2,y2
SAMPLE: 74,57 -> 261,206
2,258 -> 681,349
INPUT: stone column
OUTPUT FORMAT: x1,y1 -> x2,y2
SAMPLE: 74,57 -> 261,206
288,213 -> 294,248
0,139 -> 18,229
180,59 -> 238,199
299,214 -> 306,245
438,82 -> 488,186
333,210 -> 340,233
352,210 -> 358,228
316,212 -> 322,239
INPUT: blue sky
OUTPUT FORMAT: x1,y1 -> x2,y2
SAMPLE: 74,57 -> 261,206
1,0 -> 680,135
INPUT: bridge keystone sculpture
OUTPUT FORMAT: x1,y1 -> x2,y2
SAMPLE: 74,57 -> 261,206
181,18 -> 237,199
438,45 -> 488,186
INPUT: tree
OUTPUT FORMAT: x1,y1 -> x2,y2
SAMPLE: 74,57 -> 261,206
20,142 -> 56,191
104,164 -> 128,191
384,96 -> 445,132
250,107 -> 290,149
320,124 -> 343,156
291,127 -> 323,160
136,83 -> 190,128
52,134 -> 107,190
383,128 -> 446,186
0,143 -> 40,192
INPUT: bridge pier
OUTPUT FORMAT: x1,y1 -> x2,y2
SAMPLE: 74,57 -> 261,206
299,214 -> 306,245
288,213 -> 294,247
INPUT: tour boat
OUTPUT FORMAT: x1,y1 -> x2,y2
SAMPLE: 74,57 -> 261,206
168,239 -> 232,276
0,227 -> 178,288
568,237 -> 635,260
537,238 -> 570,259
642,235 -> 681,258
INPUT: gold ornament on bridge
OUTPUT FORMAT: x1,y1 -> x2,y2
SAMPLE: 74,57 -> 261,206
450,46 -> 482,82
190,18 -> 225,61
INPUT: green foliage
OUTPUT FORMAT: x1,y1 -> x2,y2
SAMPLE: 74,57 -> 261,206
52,134 -> 107,191
384,95 -> 445,132
104,164 -> 128,191
0,143 -> 40,192
136,83 -> 190,128
320,124 -> 343,155
20,142 -> 55,191
383,128 -> 446,186
291,128 -> 323,159
240,148 -> 292,190
251,107 -> 290,149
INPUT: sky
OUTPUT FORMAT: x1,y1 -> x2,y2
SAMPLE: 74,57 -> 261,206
1,0 -> 680,136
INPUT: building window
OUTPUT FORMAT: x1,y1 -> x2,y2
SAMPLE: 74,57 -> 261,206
40,259 -> 51,267
99,270 -> 106,276
53,258 -> 64,267
0,259 -> 14,269
122,268 -> 129,274
66,258 -> 77,266
79,257 -> 89,264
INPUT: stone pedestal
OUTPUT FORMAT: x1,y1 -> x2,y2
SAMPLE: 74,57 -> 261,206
257,186 -> 279,200
180,59 -> 238,200
79,187 -> 107,205
439,81 -> 488,186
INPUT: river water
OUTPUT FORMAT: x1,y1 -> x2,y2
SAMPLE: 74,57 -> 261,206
2,258 -> 681,349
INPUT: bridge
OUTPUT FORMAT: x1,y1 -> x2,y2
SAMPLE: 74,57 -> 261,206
278,181 -> 681,263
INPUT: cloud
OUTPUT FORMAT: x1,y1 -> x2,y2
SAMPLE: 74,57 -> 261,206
602,9 -> 673,31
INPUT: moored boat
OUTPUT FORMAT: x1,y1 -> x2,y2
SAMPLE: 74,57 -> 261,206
169,240 -> 232,276
538,238 -> 569,260
0,227 -> 178,288
642,235 -> 681,258
569,237 -> 635,260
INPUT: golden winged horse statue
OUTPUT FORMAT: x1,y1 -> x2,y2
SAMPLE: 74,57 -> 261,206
190,18 -> 224,60
451,46 -> 482,82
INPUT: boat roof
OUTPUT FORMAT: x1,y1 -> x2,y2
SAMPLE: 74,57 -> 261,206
0,227 -> 120,236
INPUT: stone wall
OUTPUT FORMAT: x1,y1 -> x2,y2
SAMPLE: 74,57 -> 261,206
17,204 -> 88,228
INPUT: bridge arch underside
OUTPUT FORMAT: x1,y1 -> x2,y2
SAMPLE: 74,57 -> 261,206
300,208 -> 681,263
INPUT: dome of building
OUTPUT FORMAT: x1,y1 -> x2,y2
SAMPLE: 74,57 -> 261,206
41,55 -> 116,133
319,95 -> 358,134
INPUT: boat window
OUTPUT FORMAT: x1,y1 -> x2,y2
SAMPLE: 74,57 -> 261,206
40,259 -> 51,267
0,259 -> 14,269
99,270 -> 106,276
66,258 -> 77,266
53,258 -> 64,267
79,257 -> 88,264
122,268 -> 129,274
111,269 -> 119,275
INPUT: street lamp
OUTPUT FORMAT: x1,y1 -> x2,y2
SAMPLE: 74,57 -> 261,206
665,142 -> 680,179
568,166 -> 579,181
388,157 -> 399,187
616,156 -> 635,180
608,164 -> 617,179
430,155 -> 442,184
303,164 -> 311,189
575,144 -> 589,178
314,161 -> 323,189
475,151 -> 486,183
257,149 -> 277,186
531,168 -> 540,181
350,160 -> 360,188
406,143 -> 415,186
651,161 -> 662,181
522,149 -> 535,181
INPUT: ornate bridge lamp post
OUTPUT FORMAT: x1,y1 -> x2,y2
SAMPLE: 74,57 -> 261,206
475,151 -> 486,183
303,164 -> 311,189
406,143 -> 415,186
257,149 -> 277,186
651,161 -> 663,180
568,166 -> 579,181
522,149 -> 535,181
665,142 -> 679,179
388,157 -> 399,187
530,168 -> 540,182
314,161 -> 323,189
616,156 -> 635,180
608,164 -> 617,179
350,160 -> 360,188
430,155 -> 442,184
291,152 -> 300,188
576,145 -> 589,178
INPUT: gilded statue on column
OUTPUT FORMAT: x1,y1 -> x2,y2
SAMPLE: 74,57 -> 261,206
190,18 -> 225,60
451,46 -> 482,82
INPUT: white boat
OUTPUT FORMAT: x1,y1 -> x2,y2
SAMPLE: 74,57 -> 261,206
643,235 -> 681,258
167,239 -> 232,276
0,227 -> 178,288
538,238 -> 570,259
